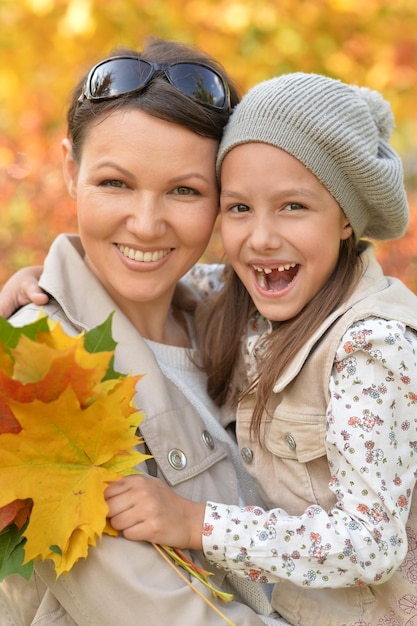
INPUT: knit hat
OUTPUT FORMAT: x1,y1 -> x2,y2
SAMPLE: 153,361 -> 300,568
216,73 -> 408,240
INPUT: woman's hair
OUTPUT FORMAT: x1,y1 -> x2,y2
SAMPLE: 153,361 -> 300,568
67,37 -> 240,162
197,237 -> 363,438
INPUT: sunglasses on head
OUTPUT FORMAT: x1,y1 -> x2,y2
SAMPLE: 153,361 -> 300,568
78,55 -> 231,111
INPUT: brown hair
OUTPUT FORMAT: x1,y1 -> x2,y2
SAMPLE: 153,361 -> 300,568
197,237 -> 363,438
66,37 -> 240,162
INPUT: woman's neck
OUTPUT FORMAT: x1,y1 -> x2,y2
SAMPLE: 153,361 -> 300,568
118,297 -> 190,347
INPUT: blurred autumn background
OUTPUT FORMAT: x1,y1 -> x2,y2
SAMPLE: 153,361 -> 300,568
1,0 -> 416,291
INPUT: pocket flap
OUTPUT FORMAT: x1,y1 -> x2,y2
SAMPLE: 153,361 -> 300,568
140,402 -> 228,487
265,413 -> 326,463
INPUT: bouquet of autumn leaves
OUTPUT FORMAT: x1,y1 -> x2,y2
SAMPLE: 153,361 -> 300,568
0,312 -> 147,580
0,312 -> 233,621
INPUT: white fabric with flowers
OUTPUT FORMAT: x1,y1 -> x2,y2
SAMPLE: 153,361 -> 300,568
202,316 -> 417,587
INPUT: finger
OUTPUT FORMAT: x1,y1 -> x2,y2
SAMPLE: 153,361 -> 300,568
106,495 -> 134,518
104,479 -> 131,499
108,507 -> 143,533
27,286 -> 49,305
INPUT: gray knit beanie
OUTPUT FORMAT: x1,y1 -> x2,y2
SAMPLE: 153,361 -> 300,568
217,73 -> 409,240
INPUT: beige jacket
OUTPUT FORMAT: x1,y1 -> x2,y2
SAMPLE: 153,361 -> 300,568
0,234 -> 285,626
237,245 -> 417,625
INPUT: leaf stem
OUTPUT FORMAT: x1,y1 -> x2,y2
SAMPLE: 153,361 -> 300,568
152,543 -> 236,626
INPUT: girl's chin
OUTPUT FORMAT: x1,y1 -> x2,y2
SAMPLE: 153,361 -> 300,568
250,295 -> 305,322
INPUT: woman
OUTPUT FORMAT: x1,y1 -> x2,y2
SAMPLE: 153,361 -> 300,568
0,38 -> 286,626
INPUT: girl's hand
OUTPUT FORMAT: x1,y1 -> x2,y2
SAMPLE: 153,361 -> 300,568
0,266 -> 47,318
105,475 -> 205,550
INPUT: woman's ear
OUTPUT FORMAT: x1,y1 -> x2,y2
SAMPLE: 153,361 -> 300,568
61,138 -> 78,199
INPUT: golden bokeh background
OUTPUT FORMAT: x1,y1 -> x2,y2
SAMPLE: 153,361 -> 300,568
1,0 -> 416,288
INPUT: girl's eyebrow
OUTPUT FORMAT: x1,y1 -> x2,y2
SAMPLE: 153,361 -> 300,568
220,189 -> 241,197
277,187 -> 322,200
220,187 -> 322,200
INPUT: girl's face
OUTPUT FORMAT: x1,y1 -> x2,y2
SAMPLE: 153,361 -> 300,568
220,143 -> 353,322
63,109 -> 219,316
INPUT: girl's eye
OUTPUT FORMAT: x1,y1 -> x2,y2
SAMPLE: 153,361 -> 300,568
173,186 -> 197,196
283,202 -> 306,212
228,203 -> 250,214
100,179 -> 126,188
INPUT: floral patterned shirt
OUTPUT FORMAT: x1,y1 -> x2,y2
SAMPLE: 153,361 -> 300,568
183,263 -> 226,299
202,317 -> 417,587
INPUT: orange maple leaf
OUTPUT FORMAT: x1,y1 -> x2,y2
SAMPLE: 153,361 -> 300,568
0,500 -> 32,532
1,323 -> 113,407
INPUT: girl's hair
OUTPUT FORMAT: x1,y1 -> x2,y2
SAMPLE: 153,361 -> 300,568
197,237 -> 363,438
67,37 -> 240,162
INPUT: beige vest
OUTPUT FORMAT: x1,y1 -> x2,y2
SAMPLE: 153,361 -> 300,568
237,247 -> 417,625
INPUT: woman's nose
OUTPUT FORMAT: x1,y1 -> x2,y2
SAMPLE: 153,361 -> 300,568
126,194 -> 167,239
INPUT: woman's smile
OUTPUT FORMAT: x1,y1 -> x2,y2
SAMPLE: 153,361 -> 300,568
116,244 -> 172,264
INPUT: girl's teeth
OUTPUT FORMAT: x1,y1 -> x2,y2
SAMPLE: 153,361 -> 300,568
256,272 -> 268,289
278,263 -> 296,271
253,263 -> 296,273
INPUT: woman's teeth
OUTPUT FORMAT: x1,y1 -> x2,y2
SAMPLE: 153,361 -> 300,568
117,244 -> 170,262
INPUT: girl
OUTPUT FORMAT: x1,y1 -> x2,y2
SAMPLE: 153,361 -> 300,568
196,73 -> 417,625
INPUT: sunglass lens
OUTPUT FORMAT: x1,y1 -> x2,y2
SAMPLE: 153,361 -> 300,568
168,64 -> 227,108
89,58 -> 153,99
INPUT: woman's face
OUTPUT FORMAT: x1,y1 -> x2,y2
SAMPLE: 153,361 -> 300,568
220,143 -> 353,322
62,108 -> 219,314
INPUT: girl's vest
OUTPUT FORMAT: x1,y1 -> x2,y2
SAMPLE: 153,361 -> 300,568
237,247 -> 417,625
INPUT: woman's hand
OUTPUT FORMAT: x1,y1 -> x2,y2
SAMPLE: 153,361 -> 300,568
0,266 -> 47,318
105,475 -> 205,550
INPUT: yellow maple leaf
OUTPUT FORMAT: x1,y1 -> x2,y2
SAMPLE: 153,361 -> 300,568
0,381 -> 145,575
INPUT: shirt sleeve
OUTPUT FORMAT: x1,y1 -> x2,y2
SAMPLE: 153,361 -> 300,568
181,263 -> 226,299
202,318 -> 417,588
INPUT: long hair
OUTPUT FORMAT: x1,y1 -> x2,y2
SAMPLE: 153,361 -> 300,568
197,237 -> 363,438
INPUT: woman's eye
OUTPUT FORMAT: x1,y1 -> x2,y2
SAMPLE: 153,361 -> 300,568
172,186 -> 197,196
100,179 -> 126,188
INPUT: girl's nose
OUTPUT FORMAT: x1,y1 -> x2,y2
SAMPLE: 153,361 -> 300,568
246,214 -> 282,251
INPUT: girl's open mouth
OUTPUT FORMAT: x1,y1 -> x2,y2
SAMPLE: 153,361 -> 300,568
253,263 -> 299,292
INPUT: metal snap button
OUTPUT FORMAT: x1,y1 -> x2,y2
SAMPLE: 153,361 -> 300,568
285,433 -> 296,451
241,447 -> 254,463
202,430 -> 215,450
167,448 -> 187,470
